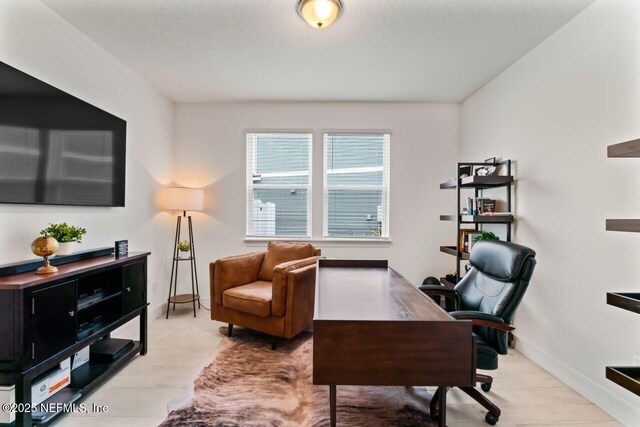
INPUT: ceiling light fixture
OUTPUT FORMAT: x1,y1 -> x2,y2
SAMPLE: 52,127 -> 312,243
297,0 -> 342,29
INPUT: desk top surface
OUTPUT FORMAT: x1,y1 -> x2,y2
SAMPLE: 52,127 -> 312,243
314,259 -> 452,322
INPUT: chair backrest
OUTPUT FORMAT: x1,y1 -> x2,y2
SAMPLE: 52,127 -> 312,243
454,240 -> 536,353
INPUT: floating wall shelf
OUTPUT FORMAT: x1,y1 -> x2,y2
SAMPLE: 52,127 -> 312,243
605,219 -> 640,233
607,138 -> 640,158
605,367 -> 640,396
607,292 -> 640,315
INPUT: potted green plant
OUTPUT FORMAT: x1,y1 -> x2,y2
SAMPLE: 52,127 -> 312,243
177,240 -> 190,258
40,223 -> 87,256
475,231 -> 499,242
469,231 -> 499,252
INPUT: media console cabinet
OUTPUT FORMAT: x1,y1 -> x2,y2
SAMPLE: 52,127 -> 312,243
0,252 -> 150,426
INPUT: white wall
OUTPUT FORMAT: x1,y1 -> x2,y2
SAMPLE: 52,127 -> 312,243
0,0 -> 174,312
173,102 -> 460,293
461,0 -> 640,424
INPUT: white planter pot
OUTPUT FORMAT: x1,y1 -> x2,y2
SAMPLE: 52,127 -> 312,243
56,242 -> 78,256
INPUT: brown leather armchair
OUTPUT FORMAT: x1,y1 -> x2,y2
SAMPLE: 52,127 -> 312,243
210,241 -> 321,349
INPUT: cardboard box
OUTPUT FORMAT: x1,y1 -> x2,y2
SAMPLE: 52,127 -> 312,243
0,385 -> 15,424
31,358 -> 70,406
72,346 -> 90,371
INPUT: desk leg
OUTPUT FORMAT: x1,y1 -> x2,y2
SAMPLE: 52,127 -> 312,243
438,386 -> 447,427
330,385 -> 336,427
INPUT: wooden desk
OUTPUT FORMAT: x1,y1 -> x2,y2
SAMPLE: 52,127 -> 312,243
312,259 -> 476,426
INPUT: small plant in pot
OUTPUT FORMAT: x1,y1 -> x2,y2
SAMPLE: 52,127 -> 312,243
40,223 -> 87,256
475,231 -> 499,242
177,240 -> 191,258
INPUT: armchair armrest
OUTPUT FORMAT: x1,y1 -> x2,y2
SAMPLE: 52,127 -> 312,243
210,251 -> 266,305
418,284 -> 460,310
272,256 -> 321,316
449,311 -> 515,332
284,263 -> 317,338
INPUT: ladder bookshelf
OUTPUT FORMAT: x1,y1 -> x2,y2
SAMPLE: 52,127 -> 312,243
439,160 -> 514,285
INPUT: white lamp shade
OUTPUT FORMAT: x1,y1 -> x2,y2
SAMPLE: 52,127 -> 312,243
165,187 -> 204,212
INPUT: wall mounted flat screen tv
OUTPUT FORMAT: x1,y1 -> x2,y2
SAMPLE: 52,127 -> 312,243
0,61 -> 126,207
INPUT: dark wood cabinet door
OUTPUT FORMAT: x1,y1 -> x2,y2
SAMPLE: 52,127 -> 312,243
123,261 -> 146,315
31,280 -> 77,363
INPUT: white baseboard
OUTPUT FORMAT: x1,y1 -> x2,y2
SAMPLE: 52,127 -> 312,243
515,337 -> 640,426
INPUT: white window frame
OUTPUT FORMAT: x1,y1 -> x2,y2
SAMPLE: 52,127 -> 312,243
245,132 -> 313,239
322,132 -> 391,240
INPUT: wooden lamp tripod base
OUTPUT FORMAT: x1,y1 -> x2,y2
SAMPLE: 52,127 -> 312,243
166,210 -> 201,318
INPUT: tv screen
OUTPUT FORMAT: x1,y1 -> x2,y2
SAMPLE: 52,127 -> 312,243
0,61 -> 126,207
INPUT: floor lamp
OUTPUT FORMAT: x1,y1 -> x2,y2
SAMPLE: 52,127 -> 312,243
165,187 -> 203,318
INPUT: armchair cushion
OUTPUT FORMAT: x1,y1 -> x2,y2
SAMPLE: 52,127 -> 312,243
223,281 -> 273,317
272,256 -> 320,316
258,241 -> 315,281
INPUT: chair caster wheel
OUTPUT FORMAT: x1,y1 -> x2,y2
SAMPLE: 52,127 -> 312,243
481,382 -> 492,392
485,412 -> 499,425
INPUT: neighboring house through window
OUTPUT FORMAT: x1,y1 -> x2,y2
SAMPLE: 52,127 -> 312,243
323,133 -> 390,239
245,131 -> 390,240
245,133 -> 312,238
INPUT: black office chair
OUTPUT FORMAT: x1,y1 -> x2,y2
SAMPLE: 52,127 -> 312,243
420,240 -> 536,425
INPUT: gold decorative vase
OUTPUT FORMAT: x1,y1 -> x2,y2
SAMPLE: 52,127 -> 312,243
31,235 -> 59,275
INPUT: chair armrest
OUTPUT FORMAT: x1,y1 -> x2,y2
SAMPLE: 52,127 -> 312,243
284,263 -> 317,337
210,251 -> 266,305
449,311 -> 515,332
272,256 -> 321,316
418,284 -> 460,310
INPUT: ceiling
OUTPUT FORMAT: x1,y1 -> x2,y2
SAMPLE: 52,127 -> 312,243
40,0 -> 595,103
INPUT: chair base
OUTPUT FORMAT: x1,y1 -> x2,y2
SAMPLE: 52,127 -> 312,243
429,374 -> 500,425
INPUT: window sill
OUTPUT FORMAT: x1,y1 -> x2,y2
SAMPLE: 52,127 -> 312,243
244,238 -> 392,247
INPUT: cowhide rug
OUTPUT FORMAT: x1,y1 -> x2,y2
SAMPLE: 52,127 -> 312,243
160,326 -> 437,426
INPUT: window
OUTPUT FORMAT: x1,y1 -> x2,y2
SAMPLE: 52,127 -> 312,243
246,133 -> 312,238
323,133 -> 390,239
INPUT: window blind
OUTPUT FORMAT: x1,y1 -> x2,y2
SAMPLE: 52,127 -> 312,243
323,133 -> 390,239
246,133 -> 312,238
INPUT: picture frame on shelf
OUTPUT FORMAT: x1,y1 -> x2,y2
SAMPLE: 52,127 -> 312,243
475,157 -> 498,176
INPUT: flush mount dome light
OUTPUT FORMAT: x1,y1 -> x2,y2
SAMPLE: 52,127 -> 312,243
297,0 -> 342,29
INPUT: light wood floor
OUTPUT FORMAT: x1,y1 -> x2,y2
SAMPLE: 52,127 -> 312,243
55,307 -> 618,427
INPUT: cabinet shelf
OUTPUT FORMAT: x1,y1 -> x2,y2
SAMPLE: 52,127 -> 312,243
440,214 -> 514,223
607,292 -> 640,315
32,389 -> 82,425
69,341 -> 141,391
605,219 -> 640,233
440,245 -> 470,260
607,138 -> 640,158
440,175 -> 514,190
606,366 -> 640,396
77,290 -> 122,311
